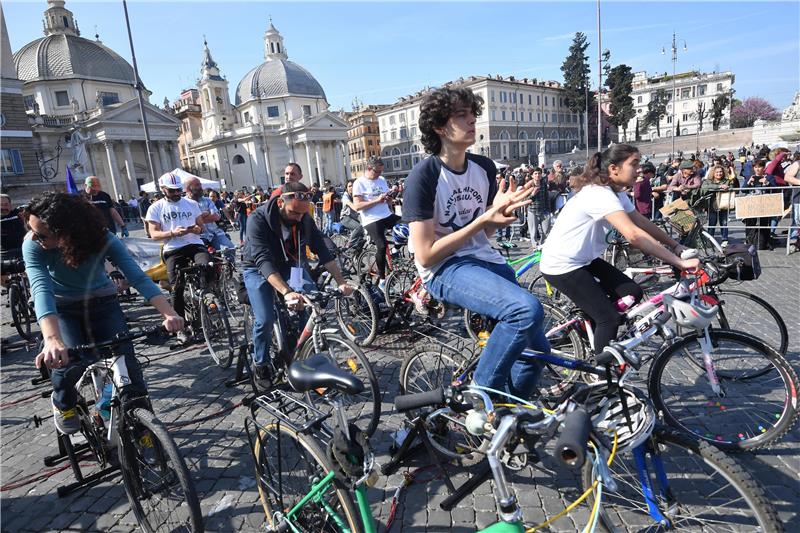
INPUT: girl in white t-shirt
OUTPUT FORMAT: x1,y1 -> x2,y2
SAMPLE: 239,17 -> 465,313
541,144 -> 699,352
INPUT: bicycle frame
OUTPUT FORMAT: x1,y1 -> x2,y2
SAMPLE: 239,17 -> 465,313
80,353 -> 135,445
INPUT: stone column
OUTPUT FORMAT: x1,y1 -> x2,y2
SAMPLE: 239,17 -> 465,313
334,141 -> 343,184
86,143 -> 98,176
150,142 -> 163,178
313,141 -> 322,186
340,142 -> 352,180
157,142 -> 170,173
304,142 -> 314,188
121,140 -> 137,190
104,141 -> 122,201
260,139 -> 273,188
170,142 -> 181,169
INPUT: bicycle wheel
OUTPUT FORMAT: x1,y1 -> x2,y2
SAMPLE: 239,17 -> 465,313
713,288 -> 789,357
334,284 -> 379,347
296,334 -> 380,437
383,268 -> 415,307
357,248 -> 378,283
329,231 -> 349,250
526,273 -> 562,304
220,269 -> 243,323
648,330 -> 799,451
10,283 -> 33,341
118,408 -> 203,533
582,427 -> 782,532
686,228 -> 724,257
399,344 -> 487,465
200,293 -> 235,368
245,309 -> 285,396
536,301 -> 588,399
254,420 -> 359,532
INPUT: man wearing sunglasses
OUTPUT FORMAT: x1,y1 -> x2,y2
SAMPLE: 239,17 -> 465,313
145,172 -> 210,343
242,181 -> 352,388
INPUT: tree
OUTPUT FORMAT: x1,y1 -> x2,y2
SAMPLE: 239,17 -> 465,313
643,88 -> 669,137
676,120 -> 681,137
730,97 -> 781,128
561,32 -> 591,147
604,64 -> 636,141
711,93 -> 731,131
635,118 -> 640,141
695,101 -> 707,133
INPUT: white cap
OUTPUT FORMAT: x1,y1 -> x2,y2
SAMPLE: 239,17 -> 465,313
158,172 -> 182,189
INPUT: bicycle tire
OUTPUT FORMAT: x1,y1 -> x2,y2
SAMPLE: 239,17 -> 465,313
686,229 -> 724,258
334,284 -> 379,347
118,408 -> 203,533
383,268 -> 416,308
399,344 -> 487,465
648,330 -> 799,451
357,248 -> 378,283
296,333 -> 380,437
10,283 -> 33,341
526,273 -> 561,304
713,287 -> 789,358
254,420 -> 360,533
220,269 -> 243,324
200,293 -> 235,368
581,427 -> 782,532
246,313 -> 284,396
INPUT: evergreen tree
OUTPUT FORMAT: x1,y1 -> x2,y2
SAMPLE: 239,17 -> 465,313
643,89 -> 669,137
712,93 -> 731,131
676,120 -> 681,137
604,64 -> 635,141
635,118 -> 640,141
561,32 -> 591,148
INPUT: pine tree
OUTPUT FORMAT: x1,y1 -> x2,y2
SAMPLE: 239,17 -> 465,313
676,120 -> 681,137
712,93 -> 731,131
635,118 -> 640,142
604,64 -> 635,141
561,32 -> 591,148
643,89 -> 669,137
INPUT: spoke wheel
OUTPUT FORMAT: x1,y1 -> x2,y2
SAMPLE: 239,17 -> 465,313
334,284 -> 379,347
200,293 -> 235,368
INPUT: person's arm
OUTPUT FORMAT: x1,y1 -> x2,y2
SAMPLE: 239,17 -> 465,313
606,210 -> 697,269
110,207 -> 125,229
353,193 -> 386,211
627,209 -> 682,251
247,209 -> 280,283
323,259 -> 352,295
784,162 -> 800,187
147,220 -> 183,241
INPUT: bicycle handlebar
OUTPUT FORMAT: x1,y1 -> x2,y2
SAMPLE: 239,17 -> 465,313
394,387 -> 447,412
66,325 -> 166,360
0,259 -> 25,275
554,408 -> 591,469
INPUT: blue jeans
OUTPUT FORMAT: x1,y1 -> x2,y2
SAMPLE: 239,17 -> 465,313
425,256 -> 549,399
324,212 -> 334,235
707,208 -> 729,240
791,198 -> 800,240
243,266 -> 314,368
208,232 -> 235,261
51,296 -> 146,410
239,213 -> 248,243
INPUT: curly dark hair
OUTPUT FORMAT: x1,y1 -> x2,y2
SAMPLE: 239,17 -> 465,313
25,192 -> 109,268
569,144 -> 640,192
419,87 -> 483,155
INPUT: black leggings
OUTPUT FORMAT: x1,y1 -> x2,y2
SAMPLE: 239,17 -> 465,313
543,258 -> 643,353
364,214 -> 400,279
164,244 -> 212,318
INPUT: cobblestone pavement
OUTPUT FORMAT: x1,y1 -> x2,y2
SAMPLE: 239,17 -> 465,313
1,233 -> 798,532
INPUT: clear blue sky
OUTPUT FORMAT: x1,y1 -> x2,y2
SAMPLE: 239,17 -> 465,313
5,1 -> 799,112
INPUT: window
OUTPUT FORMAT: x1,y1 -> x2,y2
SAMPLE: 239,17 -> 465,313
681,88 -> 691,99
400,127 -> 407,139
411,110 -> 415,121
491,110 -> 496,121
99,91 -> 119,106
367,139 -> 373,146
24,95 -> 36,111
637,95 -> 643,104
511,111 -> 515,121
491,90 -> 495,102
399,114 -> 406,123
667,116 -> 673,123
501,110 -> 506,121
537,112 -> 541,122
536,95 -> 540,105
389,116 -> 396,125
55,90 -> 69,107
0,149 -> 23,175
529,112 -> 532,122
302,105 -> 312,116
267,105 -> 279,118
544,96 -> 548,106
544,114 -> 547,123
390,130 -> 396,140
500,91 -> 506,103
232,155 -> 245,165
528,94 -> 532,105
552,113 -> 557,122
243,112 -> 251,123
410,126 -> 417,137
698,84 -> 707,96
682,113 -> 688,122
511,92 -> 517,104
716,83 -> 723,92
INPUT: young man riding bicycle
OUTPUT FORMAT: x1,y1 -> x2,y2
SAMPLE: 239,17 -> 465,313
241,181 -> 353,387
404,86 -> 549,400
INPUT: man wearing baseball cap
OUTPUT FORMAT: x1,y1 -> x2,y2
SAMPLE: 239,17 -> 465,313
145,172 -> 210,341
668,159 -> 701,202
84,176 -> 127,237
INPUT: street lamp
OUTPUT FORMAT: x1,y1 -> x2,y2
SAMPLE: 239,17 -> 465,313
662,32 -> 687,158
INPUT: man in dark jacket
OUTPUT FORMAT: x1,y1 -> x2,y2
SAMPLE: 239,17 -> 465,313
241,181 -> 352,385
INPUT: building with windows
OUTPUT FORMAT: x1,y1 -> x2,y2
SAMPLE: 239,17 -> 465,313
10,0 -> 180,201
186,24 -> 350,190
172,89 -> 202,173
345,105 -> 385,178
1,3 -> 39,200
376,75 -> 582,179
624,70 -> 735,142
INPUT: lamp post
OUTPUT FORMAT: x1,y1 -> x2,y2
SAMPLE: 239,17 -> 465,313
585,81 -> 590,159
662,32 -> 687,158
596,0 -> 602,153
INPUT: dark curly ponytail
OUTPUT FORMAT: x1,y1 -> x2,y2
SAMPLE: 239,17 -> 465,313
569,144 -> 640,192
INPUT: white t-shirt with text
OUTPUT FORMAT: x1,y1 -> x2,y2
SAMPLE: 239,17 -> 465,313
352,176 -> 392,226
540,185 -> 635,276
145,197 -> 205,252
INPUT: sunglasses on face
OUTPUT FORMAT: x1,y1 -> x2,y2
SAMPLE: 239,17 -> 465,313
281,192 -> 313,201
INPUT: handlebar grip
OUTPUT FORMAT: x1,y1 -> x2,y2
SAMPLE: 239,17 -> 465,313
394,388 -> 445,413
554,408 -> 591,469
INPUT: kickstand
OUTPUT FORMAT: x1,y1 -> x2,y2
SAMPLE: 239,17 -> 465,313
381,417 -> 455,494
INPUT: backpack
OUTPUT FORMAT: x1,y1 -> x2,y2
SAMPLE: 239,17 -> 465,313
723,244 -> 761,281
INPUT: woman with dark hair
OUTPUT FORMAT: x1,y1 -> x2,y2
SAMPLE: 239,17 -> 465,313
23,192 -> 184,435
541,145 -> 700,353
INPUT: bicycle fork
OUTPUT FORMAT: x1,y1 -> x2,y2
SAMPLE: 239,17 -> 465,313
697,328 -> 723,397
632,442 -> 677,528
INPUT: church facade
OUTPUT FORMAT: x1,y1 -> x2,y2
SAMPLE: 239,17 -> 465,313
187,24 -> 350,190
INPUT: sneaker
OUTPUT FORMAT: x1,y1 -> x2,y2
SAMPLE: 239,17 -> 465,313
378,279 -> 387,291
721,240 -> 729,248
52,394 -> 80,435
409,289 -> 429,315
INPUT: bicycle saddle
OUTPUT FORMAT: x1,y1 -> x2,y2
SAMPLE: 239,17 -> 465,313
287,354 -> 365,395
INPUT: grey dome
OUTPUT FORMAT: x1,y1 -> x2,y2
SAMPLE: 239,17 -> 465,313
13,34 -> 135,85
235,59 -> 325,106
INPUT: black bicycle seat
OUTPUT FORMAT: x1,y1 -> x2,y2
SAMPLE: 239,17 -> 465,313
287,354 -> 364,395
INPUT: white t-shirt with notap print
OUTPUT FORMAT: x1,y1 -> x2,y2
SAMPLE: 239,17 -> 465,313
145,197 -> 204,252
540,185 -> 635,276
352,176 -> 392,226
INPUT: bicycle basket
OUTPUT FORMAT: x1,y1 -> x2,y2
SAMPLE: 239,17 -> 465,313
659,198 -> 697,237
570,382 -> 655,452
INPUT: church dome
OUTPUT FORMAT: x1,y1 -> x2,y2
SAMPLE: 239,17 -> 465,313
13,33 -> 136,85
235,59 -> 326,106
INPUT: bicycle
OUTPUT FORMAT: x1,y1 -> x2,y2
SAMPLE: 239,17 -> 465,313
173,260 -> 235,368
243,282 -> 381,437
1,258 -> 37,342
39,325 -> 203,532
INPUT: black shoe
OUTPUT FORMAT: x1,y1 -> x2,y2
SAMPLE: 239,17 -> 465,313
253,365 -> 273,391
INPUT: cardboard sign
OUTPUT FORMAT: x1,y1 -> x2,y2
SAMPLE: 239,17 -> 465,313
734,194 -> 784,219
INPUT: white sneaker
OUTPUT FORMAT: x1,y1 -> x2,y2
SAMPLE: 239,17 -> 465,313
721,240 -> 729,248
378,279 -> 386,291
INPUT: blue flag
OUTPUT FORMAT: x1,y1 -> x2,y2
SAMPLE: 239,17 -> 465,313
66,166 -> 79,194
